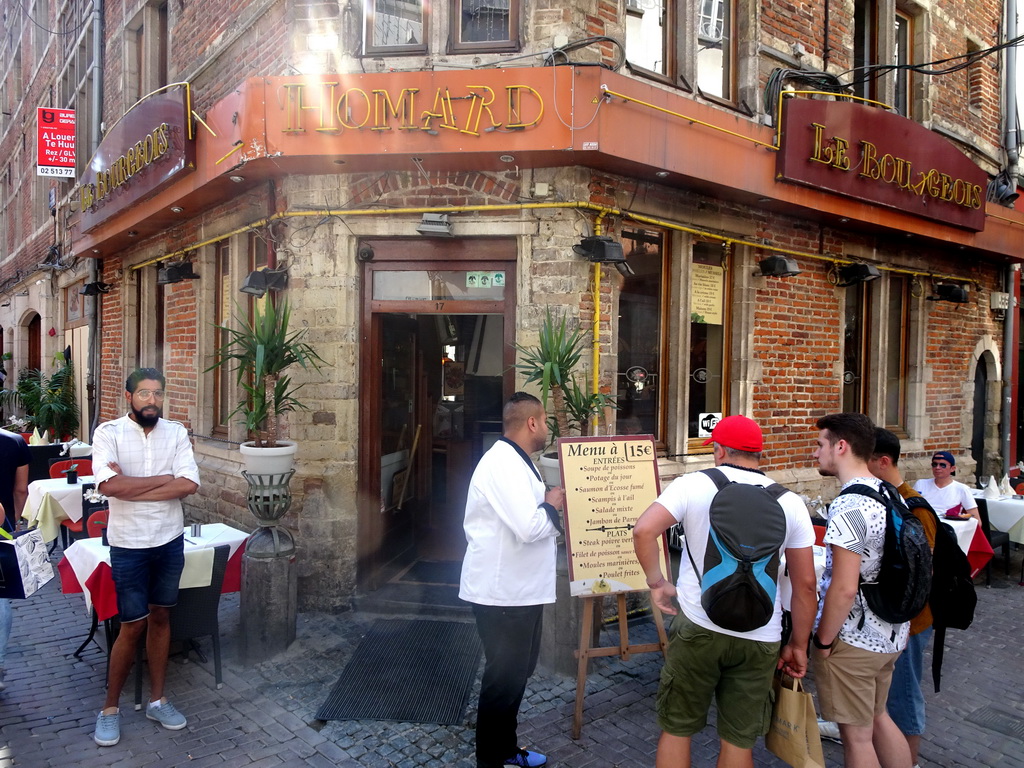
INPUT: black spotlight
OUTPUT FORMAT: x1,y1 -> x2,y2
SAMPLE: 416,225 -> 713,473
156,262 -> 201,285
755,254 -> 801,277
239,268 -> 288,297
837,263 -> 881,287
927,283 -> 969,303
572,235 -> 635,276
79,282 -> 112,296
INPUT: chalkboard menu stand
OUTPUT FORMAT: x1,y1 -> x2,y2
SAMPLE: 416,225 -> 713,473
571,592 -> 668,740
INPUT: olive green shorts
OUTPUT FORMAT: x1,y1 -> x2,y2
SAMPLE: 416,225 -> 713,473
656,613 -> 780,749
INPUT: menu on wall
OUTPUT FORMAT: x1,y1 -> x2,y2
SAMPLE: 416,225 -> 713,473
690,263 -> 724,325
560,435 -> 670,596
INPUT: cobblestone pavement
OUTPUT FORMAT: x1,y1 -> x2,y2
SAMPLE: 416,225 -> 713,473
2,546 -> 1023,767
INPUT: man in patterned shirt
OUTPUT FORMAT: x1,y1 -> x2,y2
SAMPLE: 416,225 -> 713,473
811,413 -> 912,768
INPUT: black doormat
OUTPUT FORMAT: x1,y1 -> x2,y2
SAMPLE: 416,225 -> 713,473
397,560 -> 463,585
315,619 -> 481,724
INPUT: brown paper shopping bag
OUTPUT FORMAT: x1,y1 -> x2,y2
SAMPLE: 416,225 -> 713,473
765,673 -> 826,768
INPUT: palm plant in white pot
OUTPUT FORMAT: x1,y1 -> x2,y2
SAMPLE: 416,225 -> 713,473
208,299 -> 325,476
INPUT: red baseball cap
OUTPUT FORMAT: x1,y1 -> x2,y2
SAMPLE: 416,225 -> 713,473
702,415 -> 763,452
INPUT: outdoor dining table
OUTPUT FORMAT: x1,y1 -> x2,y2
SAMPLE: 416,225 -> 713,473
971,490 -> 1024,545
22,475 -> 96,543
57,523 -> 249,621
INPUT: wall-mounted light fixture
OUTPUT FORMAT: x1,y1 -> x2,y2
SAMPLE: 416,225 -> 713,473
416,213 -> 453,237
239,268 -> 288,297
754,254 -> 801,278
156,262 -> 200,285
572,235 -> 635,276
79,282 -> 112,296
927,283 -> 969,303
836,263 -> 881,287
986,169 -> 1020,208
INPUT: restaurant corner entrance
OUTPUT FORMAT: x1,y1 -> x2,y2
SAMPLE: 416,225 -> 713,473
357,238 -> 517,596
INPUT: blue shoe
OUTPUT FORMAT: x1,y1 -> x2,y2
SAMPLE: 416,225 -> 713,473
504,749 -> 547,767
146,699 -> 187,730
94,710 -> 121,746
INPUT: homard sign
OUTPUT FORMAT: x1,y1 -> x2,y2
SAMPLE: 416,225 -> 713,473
777,99 -> 987,231
78,87 -> 195,233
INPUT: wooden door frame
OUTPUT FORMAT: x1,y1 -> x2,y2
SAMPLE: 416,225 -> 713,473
357,237 -> 518,591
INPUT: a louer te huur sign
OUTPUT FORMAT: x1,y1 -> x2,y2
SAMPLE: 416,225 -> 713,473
78,86 -> 195,233
776,99 -> 987,231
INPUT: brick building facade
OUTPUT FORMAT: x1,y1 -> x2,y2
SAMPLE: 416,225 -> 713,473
0,0 -> 1021,610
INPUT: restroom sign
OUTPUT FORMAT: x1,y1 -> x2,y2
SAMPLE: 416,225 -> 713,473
37,108 -> 76,177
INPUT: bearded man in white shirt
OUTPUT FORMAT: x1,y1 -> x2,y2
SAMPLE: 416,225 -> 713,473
459,392 -> 565,768
90,368 -> 201,747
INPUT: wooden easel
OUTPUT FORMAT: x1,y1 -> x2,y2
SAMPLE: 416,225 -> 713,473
394,424 -> 421,510
572,591 -> 669,739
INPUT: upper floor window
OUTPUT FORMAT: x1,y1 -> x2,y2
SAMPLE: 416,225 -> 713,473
450,0 -> 520,52
125,0 -> 168,107
364,0 -> 427,55
893,10 -> 912,116
625,0 -> 736,101
696,0 -> 734,100
853,0 -> 918,117
625,0 -> 675,82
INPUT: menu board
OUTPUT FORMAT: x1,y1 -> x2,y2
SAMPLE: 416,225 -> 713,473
560,435 -> 669,596
690,262 -> 724,325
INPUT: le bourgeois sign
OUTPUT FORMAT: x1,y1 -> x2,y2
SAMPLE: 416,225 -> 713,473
776,99 -> 987,231
78,87 -> 195,233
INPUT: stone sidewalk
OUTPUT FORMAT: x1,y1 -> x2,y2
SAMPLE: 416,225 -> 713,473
2,549 -> 1023,767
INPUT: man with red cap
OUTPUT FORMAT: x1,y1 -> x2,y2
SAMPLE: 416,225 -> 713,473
912,451 -> 979,521
634,415 -> 817,768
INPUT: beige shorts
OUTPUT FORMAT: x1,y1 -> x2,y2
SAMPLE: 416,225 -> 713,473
812,639 -> 900,727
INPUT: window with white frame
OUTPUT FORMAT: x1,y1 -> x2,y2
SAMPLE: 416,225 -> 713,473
55,0 -> 99,176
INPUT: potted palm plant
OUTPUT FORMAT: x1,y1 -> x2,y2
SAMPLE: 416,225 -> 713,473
0,357 -> 80,441
514,308 -> 616,485
208,299 -> 325,476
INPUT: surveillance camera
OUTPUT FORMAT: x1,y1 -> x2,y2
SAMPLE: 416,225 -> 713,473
356,244 -> 375,262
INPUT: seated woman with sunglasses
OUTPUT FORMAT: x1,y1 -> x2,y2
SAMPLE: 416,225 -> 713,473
912,451 -> 980,521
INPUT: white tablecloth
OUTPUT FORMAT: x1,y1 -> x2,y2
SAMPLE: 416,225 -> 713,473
943,516 -> 980,552
971,490 -> 1024,544
23,475 -> 97,541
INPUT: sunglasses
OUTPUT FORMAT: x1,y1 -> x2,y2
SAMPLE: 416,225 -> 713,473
931,462 -> 950,468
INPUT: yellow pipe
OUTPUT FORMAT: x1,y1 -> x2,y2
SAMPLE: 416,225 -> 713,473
125,199 -> 983,286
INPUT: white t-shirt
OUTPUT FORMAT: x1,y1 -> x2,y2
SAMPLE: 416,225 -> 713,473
817,477 -> 909,654
655,465 -> 815,642
912,478 -> 978,517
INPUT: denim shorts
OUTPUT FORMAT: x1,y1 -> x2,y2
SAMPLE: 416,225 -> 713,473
886,627 -> 933,735
109,535 -> 185,623
656,613 -> 780,748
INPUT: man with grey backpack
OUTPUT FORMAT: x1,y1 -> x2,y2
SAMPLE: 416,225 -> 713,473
634,415 -> 817,768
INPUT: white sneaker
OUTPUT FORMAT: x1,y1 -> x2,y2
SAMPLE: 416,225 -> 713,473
817,718 -> 842,743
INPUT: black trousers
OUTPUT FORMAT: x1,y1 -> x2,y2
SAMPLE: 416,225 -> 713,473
471,602 -> 544,768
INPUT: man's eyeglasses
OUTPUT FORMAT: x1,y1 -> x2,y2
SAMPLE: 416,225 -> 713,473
931,461 -> 949,468
134,389 -> 165,400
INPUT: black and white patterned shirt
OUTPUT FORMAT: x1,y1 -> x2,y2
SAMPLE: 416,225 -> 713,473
816,476 -> 909,654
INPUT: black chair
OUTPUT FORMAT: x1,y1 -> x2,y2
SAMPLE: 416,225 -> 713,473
132,544 -> 231,708
27,444 -> 64,482
976,498 -> 1011,584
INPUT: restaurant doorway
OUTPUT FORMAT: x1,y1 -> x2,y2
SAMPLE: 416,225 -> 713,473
357,238 -> 517,594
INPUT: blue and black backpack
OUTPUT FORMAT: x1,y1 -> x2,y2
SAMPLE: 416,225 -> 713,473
684,468 -> 789,632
